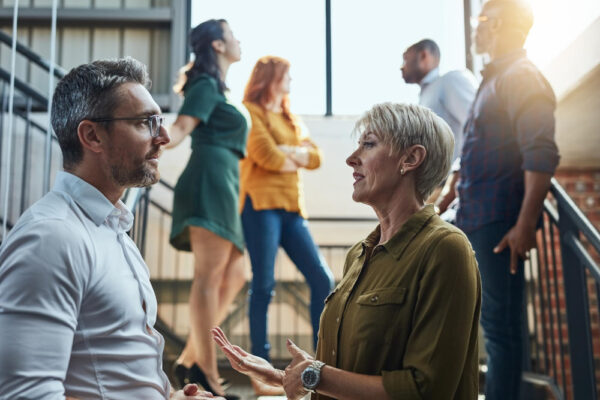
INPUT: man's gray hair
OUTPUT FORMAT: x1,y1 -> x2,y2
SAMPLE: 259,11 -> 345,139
354,103 -> 454,200
51,57 -> 151,169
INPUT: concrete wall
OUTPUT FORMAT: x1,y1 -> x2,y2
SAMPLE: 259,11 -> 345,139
543,17 -> 600,169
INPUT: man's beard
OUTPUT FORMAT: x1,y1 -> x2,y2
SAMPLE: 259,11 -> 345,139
110,149 -> 160,188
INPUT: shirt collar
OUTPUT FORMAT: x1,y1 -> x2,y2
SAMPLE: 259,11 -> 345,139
53,171 -> 133,231
419,68 -> 439,89
359,204 -> 437,260
481,49 -> 527,79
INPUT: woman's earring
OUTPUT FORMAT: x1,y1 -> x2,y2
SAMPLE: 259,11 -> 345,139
400,167 -> 405,176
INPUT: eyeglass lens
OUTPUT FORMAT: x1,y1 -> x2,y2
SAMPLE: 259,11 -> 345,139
150,115 -> 163,137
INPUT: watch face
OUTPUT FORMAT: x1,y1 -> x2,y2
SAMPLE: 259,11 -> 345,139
302,368 -> 319,388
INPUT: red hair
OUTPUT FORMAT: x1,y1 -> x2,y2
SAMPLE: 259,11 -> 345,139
244,56 -> 298,130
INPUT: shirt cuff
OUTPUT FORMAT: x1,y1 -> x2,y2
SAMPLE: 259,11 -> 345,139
381,370 -> 422,399
521,150 -> 560,174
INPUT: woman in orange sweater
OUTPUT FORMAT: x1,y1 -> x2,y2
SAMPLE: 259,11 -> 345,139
241,56 -> 334,394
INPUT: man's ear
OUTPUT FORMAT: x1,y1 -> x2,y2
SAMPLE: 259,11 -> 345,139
490,17 -> 503,34
77,120 -> 104,154
212,39 -> 225,54
400,145 -> 427,173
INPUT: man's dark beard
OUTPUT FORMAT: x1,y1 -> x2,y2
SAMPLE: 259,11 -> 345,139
110,158 -> 159,188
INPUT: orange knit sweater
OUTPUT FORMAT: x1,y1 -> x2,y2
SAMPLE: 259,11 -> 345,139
239,101 -> 322,218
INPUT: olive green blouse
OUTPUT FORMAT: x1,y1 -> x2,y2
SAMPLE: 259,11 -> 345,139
315,205 -> 481,400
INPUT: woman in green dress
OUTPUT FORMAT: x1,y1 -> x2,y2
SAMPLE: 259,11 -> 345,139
166,19 -> 247,399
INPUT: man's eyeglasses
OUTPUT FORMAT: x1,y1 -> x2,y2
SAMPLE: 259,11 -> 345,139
89,115 -> 164,138
470,15 -> 491,28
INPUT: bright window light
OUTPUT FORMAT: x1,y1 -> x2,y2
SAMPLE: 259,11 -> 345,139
525,0 -> 600,69
192,1 -> 468,115
191,1 -> 325,115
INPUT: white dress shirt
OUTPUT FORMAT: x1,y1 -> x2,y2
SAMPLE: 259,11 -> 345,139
0,171 -> 170,399
419,67 -> 478,165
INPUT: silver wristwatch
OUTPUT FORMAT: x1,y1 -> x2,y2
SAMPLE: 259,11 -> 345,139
301,360 -> 326,393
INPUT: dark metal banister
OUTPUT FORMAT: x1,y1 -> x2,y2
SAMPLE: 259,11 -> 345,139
0,30 -> 66,79
549,176 -> 599,400
158,179 -> 174,191
0,66 -> 49,105
565,233 -> 600,281
550,177 -> 600,251
12,108 -> 57,142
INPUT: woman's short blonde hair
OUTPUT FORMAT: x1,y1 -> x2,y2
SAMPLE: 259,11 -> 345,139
354,103 -> 455,200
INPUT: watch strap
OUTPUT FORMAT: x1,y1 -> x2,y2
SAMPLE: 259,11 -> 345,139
302,360 -> 326,392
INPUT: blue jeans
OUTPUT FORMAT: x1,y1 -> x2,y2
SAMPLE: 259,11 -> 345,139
467,221 -> 525,400
242,197 -> 334,361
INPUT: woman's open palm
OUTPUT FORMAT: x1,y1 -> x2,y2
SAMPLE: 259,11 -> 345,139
211,327 -> 284,387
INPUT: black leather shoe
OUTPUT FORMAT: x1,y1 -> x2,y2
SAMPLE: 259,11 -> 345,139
189,364 -> 239,400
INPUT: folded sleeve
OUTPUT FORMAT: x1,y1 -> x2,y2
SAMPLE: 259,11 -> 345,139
0,221 -> 89,399
382,233 -> 480,399
498,64 -> 560,174
244,102 -> 287,171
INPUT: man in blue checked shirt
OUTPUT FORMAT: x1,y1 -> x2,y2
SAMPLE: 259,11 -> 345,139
439,1 -> 560,399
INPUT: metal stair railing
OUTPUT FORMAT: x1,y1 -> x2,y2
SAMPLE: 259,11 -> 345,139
522,177 -> 600,400
0,31 -> 65,241
0,30 -> 66,80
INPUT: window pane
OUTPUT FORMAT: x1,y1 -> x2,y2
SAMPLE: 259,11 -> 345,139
192,1 -> 325,114
331,0 -> 466,115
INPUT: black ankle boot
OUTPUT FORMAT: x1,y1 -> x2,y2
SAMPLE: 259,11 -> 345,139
188,364 -> 239,400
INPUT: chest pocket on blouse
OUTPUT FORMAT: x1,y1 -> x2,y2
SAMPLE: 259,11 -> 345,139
353,287 -> 407,344
356,287 -> 406,306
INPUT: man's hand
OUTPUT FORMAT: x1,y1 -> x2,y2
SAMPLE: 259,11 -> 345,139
494,171 -> 552,274
494,221 -> 537,274
282,339 -> 314,400
171,384 -> 225,399
212,327 -> 284,387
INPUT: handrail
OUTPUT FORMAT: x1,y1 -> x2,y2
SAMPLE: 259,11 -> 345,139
540,177 -> 600,400
565,232 -> 600,282
0,30 -> 66,79
0,35 -> 63,234
550,177 -> 600,251
0,66 -> 49,105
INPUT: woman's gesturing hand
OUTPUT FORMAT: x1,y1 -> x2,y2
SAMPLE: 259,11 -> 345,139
211,327 -> 285,387
282,339 -> 314,400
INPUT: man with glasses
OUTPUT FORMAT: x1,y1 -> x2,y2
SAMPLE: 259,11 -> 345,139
439,1 -> 560,399
0,58 -> 213,399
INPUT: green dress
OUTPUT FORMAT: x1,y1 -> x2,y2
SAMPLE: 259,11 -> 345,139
170,74 -> 249,253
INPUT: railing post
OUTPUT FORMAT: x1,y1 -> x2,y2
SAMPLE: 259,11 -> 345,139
139,187 -> 150,258
558,202 -> 597,400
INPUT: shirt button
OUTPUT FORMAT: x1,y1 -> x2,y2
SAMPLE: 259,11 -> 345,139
336,317 -> 340,323
332,350 -> 336,356
370,295 -> 379,303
